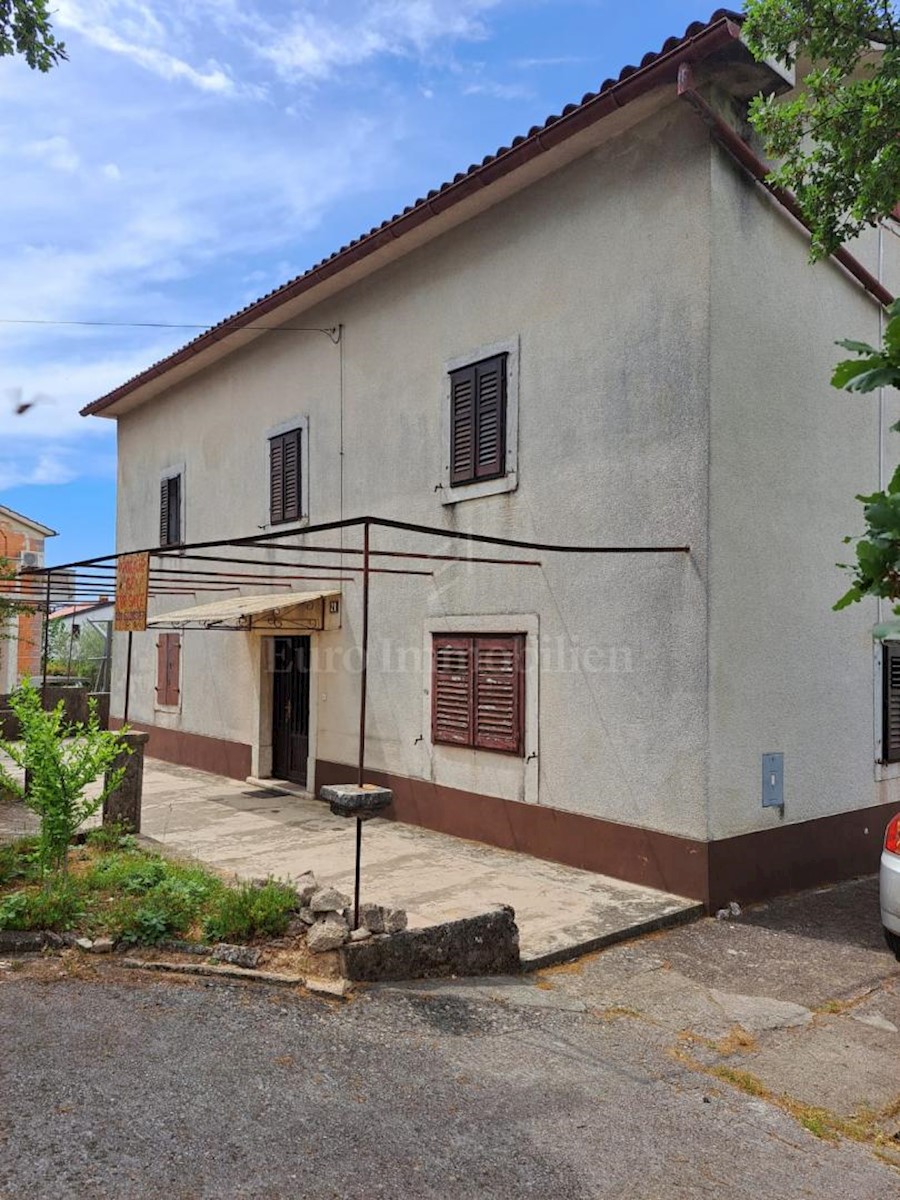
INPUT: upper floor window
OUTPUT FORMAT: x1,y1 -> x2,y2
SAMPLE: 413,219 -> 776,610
449,355 -> 507,486
442,338 -> 519,505
269,427 -> 302,525
159,473 -> 182,547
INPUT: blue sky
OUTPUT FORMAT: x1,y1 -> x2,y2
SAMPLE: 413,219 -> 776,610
0,0 -> 722,565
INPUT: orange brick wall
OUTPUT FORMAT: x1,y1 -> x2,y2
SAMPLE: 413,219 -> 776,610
0,520 -> 47,686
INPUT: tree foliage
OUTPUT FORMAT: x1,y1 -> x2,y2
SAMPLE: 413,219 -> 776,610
832,300 -> 900,607
47,619 -> 109,688
0,682 -> 127,877
0,0 -> 66,71
743,0 -> 900,259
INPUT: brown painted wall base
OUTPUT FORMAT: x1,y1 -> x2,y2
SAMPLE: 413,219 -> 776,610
315,759 -> 895,912
106,721 -> 892,909
110,718 -> 252,782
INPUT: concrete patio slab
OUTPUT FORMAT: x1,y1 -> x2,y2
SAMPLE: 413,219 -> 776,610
138,759 -> 701,967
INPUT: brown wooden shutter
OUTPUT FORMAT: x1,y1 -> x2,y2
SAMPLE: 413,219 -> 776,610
156,636 -> 168,702
473,635 -> 524,755
270,435 -> 285,524
283,429 -> 301,522
449,366 -> 476,485
884,643 -> 900,762
432,635 -> 474,745
167,635 -> 181,706
474,356 -> 506,480
160,476 -> 181,546
168,475 -> 181,544
159,480 -> 169,546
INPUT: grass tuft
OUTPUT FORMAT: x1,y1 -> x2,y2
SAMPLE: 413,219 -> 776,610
202,879 -> 298,944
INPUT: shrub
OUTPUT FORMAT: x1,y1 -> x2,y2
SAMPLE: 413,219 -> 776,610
97,856 -> 224,946
202,879 -> 297,944
83,852 -> 169,894
0,838 -> 39,888
86,823 -> 138,854
0,882 -> 84,931
0,681 -> 129,877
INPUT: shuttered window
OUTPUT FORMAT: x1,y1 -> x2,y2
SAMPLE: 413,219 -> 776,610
156,633 -> 181,707
159,474 -> 182,546
449,355 -> 507,487
432,633 -> 524,755
269,428 -> 302,524
884,642 -> 900,762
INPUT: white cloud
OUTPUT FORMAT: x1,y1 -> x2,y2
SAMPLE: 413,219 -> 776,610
0,448 -> 110,490
0,0 -> 534,507
24,136 -> 80,172
513,55 -> 587,69
56,0 -> 237,93
259,0 -> 502,81
463,80 -> 533,100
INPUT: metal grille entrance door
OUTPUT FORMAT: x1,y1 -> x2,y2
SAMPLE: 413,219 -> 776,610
272,636 -> 310,786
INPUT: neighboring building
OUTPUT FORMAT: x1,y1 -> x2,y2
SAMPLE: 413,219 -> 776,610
81,10 -> 900,909
49,598 -> 114,692
0,504 -> 56,691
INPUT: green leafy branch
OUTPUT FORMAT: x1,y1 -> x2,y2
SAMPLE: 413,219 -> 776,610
744,1 -> 900,259
0,0 -> 66,71
0,681 -> 129,878
833,299 -> 900,608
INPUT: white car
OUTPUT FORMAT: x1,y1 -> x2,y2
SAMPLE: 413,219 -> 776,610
881,813 -> 900,960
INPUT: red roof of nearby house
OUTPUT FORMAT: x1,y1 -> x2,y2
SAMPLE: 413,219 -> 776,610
81,9 -> 745,419
50,599 -> 112,621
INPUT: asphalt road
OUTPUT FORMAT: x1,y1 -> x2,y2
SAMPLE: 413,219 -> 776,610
1,957 -> 897,1200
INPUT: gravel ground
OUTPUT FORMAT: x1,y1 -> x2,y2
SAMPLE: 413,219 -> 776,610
1,957 -> 897,1200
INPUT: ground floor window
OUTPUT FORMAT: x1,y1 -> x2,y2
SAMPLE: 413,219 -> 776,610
884,641 -> 900,762
431,633 -> 525,755
156,633 -> 181,708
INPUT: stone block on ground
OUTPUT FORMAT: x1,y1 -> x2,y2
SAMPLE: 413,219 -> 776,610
293,872 -> 318,907
341,906 -> 520,982
0,931 -> 45,953
310,887 -> 350,914
211,943 -> 262,969
89,937 -> 115,954
358,902 -> 385,934
306,914 -> 349,953
385,908 -> 408,933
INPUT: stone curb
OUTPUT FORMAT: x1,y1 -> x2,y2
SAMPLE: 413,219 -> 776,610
518,901 -> 706,971
120,956 -> 350,998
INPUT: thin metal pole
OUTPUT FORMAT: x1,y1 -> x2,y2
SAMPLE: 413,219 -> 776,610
358,520 -> 370,787
123,631 -> 133,723
40,570 -> 51,705
354,817 -> 362,932
353,520 -> 371,932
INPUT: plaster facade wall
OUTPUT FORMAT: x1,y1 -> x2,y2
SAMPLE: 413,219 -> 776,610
113,100 -> 714,840
707,148 -> 900,839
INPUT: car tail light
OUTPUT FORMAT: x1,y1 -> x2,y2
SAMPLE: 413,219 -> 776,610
886,814 -> 900,856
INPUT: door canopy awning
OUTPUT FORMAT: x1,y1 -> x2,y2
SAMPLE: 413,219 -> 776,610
146,590 -> 342,631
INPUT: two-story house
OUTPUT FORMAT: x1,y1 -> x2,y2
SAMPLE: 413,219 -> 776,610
81,9 -> 900,910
